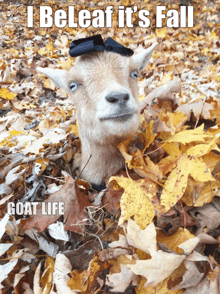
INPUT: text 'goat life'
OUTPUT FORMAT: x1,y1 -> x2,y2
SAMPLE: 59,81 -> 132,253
37,40 -> 157,186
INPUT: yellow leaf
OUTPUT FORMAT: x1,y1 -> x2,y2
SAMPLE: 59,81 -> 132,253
46,43 -> 56,52
61,107 -> 66,121
117,137 -> 133,164
158,154 -> 180,176
145,156 -> 163,180
186,140 -> 220,157
110,177 -> 155,229
142,120 -> 157,152
211,73 -> 220,82
0,88 -> 17,100
138,94 -> 145,102
8,48 -> 19,58
182,178 -> 220,207
0,139 -> 10,147
43,78 -> 56,90
110,255 -> 136,274
40,30 -> 46,36
152,51 -> 161,59
161,155 -> 190,211
157,227 -> 196,254
67,269 -> 88,292
9,130 -> 23,136
40,256 -> 54,294
155,27 -> 167,38
190,158 -> 215,182
131,150 -> 160,183
160,73 -> 173,85
137,276 -> 183,294
203,152 -> 220,171
57,58 -> 74,70
35,158 -> 49,175
202,48 -> 209,55
12,101 -> 36,110
165,124 -> 211,144
38,47 -> 46,56
161,149 -> 215,211
158,112 -> 187,134
147,63 -> 156,70
118,121 -> 156,169
68,254 -> 109,292
70,121 -> 79,136
162,142 -> 182,157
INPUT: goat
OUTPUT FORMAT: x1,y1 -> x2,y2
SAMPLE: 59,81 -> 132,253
37,41 -> 157,186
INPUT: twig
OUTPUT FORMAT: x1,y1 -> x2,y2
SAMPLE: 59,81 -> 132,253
76,154 -> 92,180
125,163 -> 131,179
42,175 -> 66,183
145,142 -> 166,156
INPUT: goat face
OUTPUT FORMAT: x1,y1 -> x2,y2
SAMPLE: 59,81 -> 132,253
67,51 -> 140,145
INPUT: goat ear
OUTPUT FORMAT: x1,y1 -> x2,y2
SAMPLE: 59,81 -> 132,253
37,67 -> 69,92
133,42 -> 158,71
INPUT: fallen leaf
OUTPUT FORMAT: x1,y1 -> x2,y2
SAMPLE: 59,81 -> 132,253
53,254 -> 76,294
0,88 -> 17,100
106,265 -> 135,292
125,220 -> 199,287
165,124 -> 211,145
110,177 -> 155,229
21,175 -> 91,234
157,227 -> 196,254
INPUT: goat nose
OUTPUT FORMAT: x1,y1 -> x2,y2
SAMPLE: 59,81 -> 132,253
105,92 -> 130,104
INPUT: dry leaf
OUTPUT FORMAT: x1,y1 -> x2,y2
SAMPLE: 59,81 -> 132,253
21,175 -> 91,234
110,177 -> 155,229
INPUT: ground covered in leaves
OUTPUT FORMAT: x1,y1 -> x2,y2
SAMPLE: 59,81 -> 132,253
0,0 -> 220,293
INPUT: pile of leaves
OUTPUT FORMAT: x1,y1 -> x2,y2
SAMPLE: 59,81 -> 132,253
0,0 -> 220,293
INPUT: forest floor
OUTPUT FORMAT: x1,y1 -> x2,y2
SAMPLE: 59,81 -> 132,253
0,0 -> 220,293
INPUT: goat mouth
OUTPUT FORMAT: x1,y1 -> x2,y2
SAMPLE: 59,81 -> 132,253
100,113 -> 134,121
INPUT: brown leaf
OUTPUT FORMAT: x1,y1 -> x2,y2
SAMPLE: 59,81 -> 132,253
189,201 -> 220,231
67,253 -> 110,293
21,176 -> 91,234
102,181 -> 123,214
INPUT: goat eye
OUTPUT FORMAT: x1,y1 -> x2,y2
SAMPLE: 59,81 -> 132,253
131,71 -> 138,80
69,82 -> 78,92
